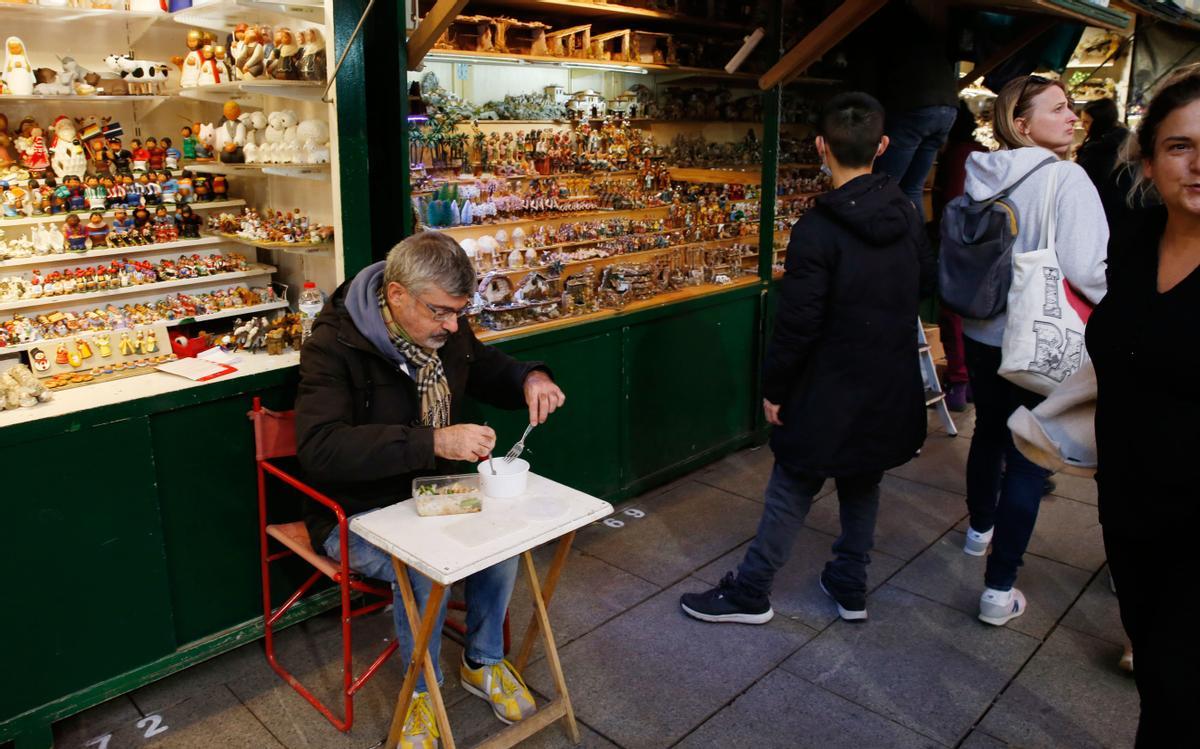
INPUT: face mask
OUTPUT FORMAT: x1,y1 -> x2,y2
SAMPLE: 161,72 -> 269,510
819,162 -> 832,178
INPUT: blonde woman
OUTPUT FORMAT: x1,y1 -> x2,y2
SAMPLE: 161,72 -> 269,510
1086,64 -> 1200,747
958,75 -> 1108,625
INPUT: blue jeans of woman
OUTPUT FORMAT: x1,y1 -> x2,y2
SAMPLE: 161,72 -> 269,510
735,462 -> 882,600
963,337 -> 1050,591
874,104 -> 958,221
324,518 -> 518,691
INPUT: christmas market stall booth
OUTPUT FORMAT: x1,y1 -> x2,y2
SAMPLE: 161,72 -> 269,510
0,0 -> 1154,745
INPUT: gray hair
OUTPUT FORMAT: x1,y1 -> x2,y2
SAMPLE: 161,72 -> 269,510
383,231 -> 476,297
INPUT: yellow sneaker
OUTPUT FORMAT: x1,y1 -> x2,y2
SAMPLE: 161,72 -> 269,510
459,656 -> 537,724
399,691 -> 439,749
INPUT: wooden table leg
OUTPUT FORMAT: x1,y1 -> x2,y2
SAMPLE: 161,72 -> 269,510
522,549 -> 580,744
386,557 -> 452,749
514,531 -> 575,671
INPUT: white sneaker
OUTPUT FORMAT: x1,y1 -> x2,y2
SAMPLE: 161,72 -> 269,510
979,587 -> 1026,626
963,526 -> 994,557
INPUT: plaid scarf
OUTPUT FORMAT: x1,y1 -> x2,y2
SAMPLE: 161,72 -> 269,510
379,288 -> 452,428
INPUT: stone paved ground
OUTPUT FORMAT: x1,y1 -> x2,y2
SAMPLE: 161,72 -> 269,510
54,405 -> 1139,748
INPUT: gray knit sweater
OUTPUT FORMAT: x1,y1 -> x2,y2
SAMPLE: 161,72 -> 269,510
961,146 -> 1109,347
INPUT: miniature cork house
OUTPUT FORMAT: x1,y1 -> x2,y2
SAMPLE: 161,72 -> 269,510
494,17 -> 552,55
546,24 -> 592,58
631,31 -> 676,65
436,15 -> 502,53
590,29 -> 631,62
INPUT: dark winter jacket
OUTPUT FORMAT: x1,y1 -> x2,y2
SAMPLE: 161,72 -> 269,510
294,262 -> 544,549
1076,125 -> 1129,194
763,173 -> 936,477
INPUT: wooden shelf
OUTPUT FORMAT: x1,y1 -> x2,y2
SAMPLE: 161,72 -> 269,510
182,161 -> 331,180
0,199 -> 246,229
474,275 -> 760,343
176,80 -> 325,104
477,234 -> 754,280
0,264 -> 275,312
0,236 -> 230,270
170,0 -> 326,32
469,0 -> 752,32
214,232 -> 333,251
0,94 -> 170,103
423,48 -> 760,81
0,300 -> 288,356
669,167 -> 762,185
433,205 -> 670,238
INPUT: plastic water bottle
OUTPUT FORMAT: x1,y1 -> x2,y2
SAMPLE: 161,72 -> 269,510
298,281 -> 323,343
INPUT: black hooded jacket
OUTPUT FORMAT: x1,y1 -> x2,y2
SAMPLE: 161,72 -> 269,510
764,173 -> 936,476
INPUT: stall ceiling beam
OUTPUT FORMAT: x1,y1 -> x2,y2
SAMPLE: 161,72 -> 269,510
408,0 -> 472,70
957,17 -> 1056,91
758,0 -> 890,90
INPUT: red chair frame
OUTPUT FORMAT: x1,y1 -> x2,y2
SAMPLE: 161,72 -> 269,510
253,397 -> 398,732
252,398 -> 510,731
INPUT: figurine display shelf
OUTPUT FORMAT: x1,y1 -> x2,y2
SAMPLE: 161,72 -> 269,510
0,283 -> 282,352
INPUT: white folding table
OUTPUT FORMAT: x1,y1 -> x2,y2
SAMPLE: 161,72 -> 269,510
349,473 -> 613,749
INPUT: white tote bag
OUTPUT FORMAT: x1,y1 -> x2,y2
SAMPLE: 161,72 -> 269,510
999,164 -> 1091,396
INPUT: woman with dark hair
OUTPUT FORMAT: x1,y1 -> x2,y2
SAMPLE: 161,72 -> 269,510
1086,63 -> 1200,747
1075,97 -> 1129,191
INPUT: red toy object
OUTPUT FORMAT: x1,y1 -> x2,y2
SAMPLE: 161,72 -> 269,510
171,334 -> 208,358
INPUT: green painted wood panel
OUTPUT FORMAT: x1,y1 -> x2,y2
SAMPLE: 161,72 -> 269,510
149,387 -> 305,645
463,330 -> 624,500
1,418 -> 175,720
624,295 -> 760,481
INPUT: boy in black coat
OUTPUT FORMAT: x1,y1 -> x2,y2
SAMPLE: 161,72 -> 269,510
681,93 -> 935,623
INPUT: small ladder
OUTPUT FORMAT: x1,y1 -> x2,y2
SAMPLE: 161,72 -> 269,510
919,319 -> 958,437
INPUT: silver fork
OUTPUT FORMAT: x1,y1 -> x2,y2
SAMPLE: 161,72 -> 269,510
504,424 -> 535,463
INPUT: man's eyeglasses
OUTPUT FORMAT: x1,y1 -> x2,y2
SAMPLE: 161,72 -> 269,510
415,295 -> 468,322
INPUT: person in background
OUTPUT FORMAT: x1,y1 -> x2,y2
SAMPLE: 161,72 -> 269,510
295,231 -> 566,749
861,0 -> 959,221
957,75 -> 1108,626
1075,97 -> 1129,192
678,93 -> 934,625
932,101 -> 989,411
1085,63 -> 1200,747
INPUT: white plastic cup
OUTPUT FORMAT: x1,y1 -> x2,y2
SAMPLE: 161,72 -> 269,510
477,458 -> 529,498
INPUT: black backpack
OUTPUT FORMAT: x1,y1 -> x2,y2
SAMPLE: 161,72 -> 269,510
938,156 -> 1056,319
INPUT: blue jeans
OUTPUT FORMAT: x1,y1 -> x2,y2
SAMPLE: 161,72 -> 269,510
735,463 -> 882,599
874,105 -> 958,221
324,518 -> 518,691
963,338 -> 1050,591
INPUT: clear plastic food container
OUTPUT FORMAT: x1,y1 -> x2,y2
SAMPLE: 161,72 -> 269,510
411,474 -> 483,516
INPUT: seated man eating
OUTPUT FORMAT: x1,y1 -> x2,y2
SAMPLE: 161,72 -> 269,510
295,230 -> 565,749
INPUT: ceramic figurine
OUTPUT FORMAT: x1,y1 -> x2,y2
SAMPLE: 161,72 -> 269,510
229,24 -> 248,66
197,45 -> 226,86
147,137 -> 165,171
163,137 -> 180,170
130,139 -> 148,172
102,54 -> 170,95
266,28 -> 300,80
19,126 -> 49,176
235,26 -> 265,79
109,137 -> 132,174
49,117 -> 88,180
2,37 -> 35,96
84,176 -> 106,210
179,126 -> 197,161
174,29 -> 204,88
94,334 -> 111,357
298,27 -> 327,82
214,46 -> 235,82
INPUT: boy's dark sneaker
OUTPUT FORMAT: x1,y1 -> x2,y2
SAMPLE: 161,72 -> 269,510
680,572 -> 774,624
819,572 -> 868,622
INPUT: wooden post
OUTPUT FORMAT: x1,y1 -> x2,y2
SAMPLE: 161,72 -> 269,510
757,0 -> 889,90
386,558 -> 451,749
407,0 -> 471,70
514,532 -> 575,671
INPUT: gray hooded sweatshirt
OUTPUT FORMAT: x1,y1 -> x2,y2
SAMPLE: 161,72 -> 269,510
961,146 -> 1109,346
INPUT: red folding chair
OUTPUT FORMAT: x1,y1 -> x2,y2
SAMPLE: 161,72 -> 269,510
251,398 -> 509,731
252,397 -> 398,732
